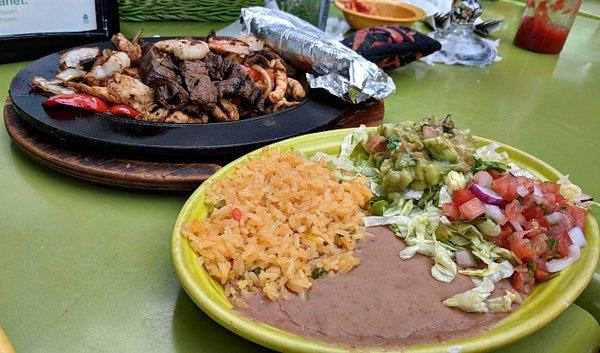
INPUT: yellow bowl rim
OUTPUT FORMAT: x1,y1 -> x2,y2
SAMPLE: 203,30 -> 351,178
334,0 -> 428,23
171,127 -> 600,353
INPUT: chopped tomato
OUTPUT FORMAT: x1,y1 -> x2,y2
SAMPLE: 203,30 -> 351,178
459,198 -> 486,221
509,233 -> 536,261
231,208 -> 243,221
554,231 -> 572,258
522,206 -> 549,228
488,170 -> 504,179
534,257 -> 550,281
542,182 -> 560,194
490,236 -> 509,248
442,202 -> 460,220
452,188 -> 476,206
492,174 -> 519,201
364,135 -> 386,155
567,206 -> 586,229
529,232 -> 549,256
512,264 -> 535,294
499,223 -> 513,238
505,200 -> 526,224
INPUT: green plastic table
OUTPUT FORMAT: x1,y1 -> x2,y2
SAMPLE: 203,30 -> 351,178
1,2 -> 599,352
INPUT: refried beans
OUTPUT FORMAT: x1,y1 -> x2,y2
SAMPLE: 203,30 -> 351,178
235,226 -> 517,349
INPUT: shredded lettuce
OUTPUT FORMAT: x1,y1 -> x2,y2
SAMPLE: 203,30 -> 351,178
443,278 -> 494,313
487,291 -> 522,313
474,142 -> 508,162
442,278 -> 521,313
557,175 -> 583,204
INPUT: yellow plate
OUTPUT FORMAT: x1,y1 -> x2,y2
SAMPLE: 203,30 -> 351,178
171,128 -> 599,353
334,0 -> 427,29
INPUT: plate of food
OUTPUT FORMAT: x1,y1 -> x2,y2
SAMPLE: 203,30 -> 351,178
8,31 -> 349,158
172,117 -> 598,352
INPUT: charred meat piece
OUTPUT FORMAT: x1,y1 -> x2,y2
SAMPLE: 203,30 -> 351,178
139,44 -> 189,110
217,78 -> 265,112
179,60 -> 218,106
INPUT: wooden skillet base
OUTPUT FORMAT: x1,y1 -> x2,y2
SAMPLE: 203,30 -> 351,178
4,98 -> 384,192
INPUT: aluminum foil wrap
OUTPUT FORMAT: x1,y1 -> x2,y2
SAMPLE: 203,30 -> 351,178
240,7 -> 395,104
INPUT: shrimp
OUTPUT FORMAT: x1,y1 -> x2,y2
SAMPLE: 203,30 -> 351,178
111,30 -> 143,62
85,51 -> 131,85
59,47 -> 99,70
165,111 -> 209,124
31,76 -> 75,95
153,39 -> 209,61
239,34 -> 265,52
273,98 -> 300,112
286,78 -> 306,101
268,68 -> 288,103
208,37 -> 250,56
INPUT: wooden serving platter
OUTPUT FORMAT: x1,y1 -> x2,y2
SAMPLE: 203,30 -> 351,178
4,98 -> 383,191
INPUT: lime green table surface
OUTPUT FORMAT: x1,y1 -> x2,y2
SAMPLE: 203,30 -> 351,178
1,2 -> 600,352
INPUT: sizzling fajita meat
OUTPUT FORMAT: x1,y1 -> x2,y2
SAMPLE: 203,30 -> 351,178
33,31 -> 307,123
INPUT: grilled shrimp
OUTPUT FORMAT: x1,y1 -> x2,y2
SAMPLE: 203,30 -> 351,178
273,98 -> 300,112
208,37 -> 250,56
106,74 -> 155,113
153,39 -> 209,60
31,76 -> 75,95
268,68 -> 288,103
85,51 -> 131,84
111,30 -> 143,62
59,47 -> 99,70
286,78 -> 306,101
239,34 -> 265,52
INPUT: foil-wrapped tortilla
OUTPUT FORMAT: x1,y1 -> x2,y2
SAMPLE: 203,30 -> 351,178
240,7 -> 395,104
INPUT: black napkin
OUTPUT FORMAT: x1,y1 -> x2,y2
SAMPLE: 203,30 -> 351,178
342,25 -> 441,70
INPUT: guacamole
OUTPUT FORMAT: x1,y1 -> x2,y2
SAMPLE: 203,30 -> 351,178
363,117 -> 476,205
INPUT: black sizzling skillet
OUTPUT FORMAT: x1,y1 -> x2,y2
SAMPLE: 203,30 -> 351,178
9,37 -> 349,159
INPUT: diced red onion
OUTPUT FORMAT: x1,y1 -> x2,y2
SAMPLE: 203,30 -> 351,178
474,171 -> 493,187
574,194 -> 594,204
568,227 -> 586,248
546,212 -> 564,225
484,204 -> 507,225
533,185 -> 544,204
468,184 -> 507,207
546,245 -> 581,273
455,249 -> 477,268
516,185 -> 528,197
510,220 -> 523,232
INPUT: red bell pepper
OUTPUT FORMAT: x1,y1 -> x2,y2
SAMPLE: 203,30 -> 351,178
109,104 -> 139,118
44,94 -> 108,113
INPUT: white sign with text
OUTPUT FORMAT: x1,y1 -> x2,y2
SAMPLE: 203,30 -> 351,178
0,0 -> 97,36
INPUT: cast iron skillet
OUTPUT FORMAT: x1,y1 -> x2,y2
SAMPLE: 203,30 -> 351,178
9,37 -> 349,159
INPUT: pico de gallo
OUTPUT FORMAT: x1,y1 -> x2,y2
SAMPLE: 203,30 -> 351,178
441,168 -> 590,294
318,117 -> 595,313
